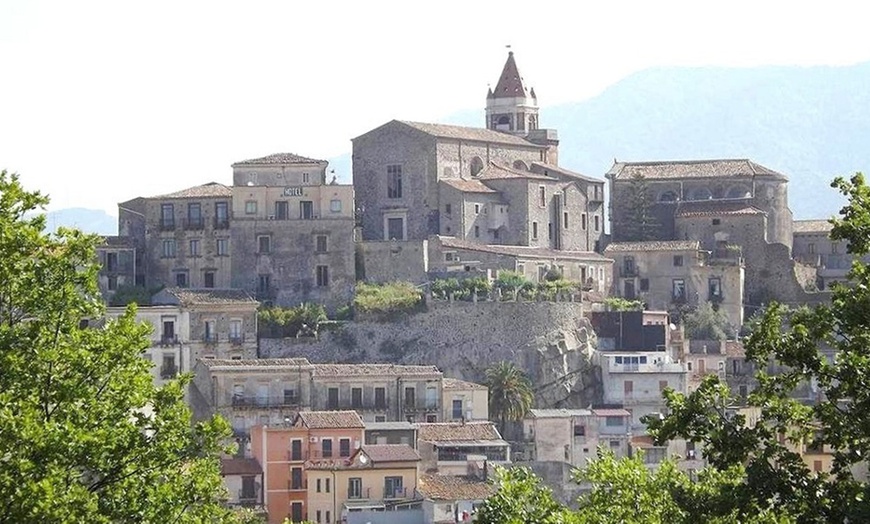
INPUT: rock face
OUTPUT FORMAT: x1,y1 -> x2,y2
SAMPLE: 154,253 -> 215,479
260,301 -> 603,409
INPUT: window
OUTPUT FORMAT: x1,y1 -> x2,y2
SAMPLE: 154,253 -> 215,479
404,387 -> 416,408
474,226 -> 480,238
204,320 -> 216,343
316,265 -> 329,287
189,239 -> 200,257
563,212 -> 569,229
161,354 -> 176,379
187,203 -> 202,228
316,510 -> 321,523
594,215 -> 600,232
832,242 -> 840,254
605,416 -> 623,427
321,438 -> 333,458
175,271 -> 188,288
624,380 -> 633,397
375,415 -> 386,422
229,319 -> 242,341
106,252 -> 118,271
808,243 -> 816,254
351,387 -> 362,408
327,387 -> 339,409
708,277 -> 722,299
348,478 -> 362,499
316,478 -> 322,493
245,200 -> 257,214
214,201 -> 229,227
299,201 -> 314,219
532,222 -> 538,240
712,218 -> 721,226
573,424 -> 585,436
445,204 -> 452,215
257,235 -> 271,254
426,386 -> 437,409
374,387 -> 386,409
548,222 -> 553,240
581,213 -> 587,230
387,165 -> 403,198
216,238 -> 229,256
639,278 -> 649,292
673,279 -> 686,300
162,239 -> 176,258
384,476 -> 404,498
339,438 -> 351,457
386,217 -> 405,240
275,201 -> 289,220
257,274 -> 270,296
160,203 -> 175,229
302,172 -> 310,183
315,235 -> 328,253
204,271 -> 215,289
673,255 -> 683,267
107,276 -> 117,291
470,157 -> 484,177
539,186 -> 546,206
474,204 -> 480,215
290,502 -> 303,522
330,199 -> 342,213
325,477 -> 331,493
290,440 -> 303,461
326,511 -> 331,524
452,399 -> 463,420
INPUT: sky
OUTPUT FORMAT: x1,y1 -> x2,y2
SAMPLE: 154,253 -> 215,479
2,1 -> 869,215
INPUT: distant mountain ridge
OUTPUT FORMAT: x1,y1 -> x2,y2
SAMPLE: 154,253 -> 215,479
44,208 -> 116,236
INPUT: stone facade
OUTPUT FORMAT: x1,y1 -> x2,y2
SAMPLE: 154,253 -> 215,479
521,408 -> 631,467
95,236 -> 137,301
792,219 -> 867,290
603,240 -> 744,328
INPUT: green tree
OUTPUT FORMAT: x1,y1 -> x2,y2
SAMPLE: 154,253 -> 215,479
0,172 -> 235,523
494,270 -> 528,301
618,173 -> 660,241
485,361 -> 534,434
475,466 -> 579,524
645,173 -> 870,522
681,302 -> 732,340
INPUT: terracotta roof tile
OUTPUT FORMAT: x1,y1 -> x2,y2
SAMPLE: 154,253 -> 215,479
198,358 -> 312,369
221,457 -> 262,476
592,408 -> 631,417
153,182 -> 232,199
416,421 -> 502,442
528,409 -> 593,418
442,378 -> 488,391
604,240 -> 700,253
675,201 -> 766,218
438,236 -> 611,262
232,152 -> 325,166
793,219 -> 833,234
491,51 -> 531,100
607,159 -> 787,181
418,475 -> 496,501
397,121 -> 544,148
530,162 -> 602,184
154,287 -> 257,306
477,162 -> 552,181
297,410 -> 364,429
360,444 -> 420,463
310,363 -> 441,378
440,179 -> 499,194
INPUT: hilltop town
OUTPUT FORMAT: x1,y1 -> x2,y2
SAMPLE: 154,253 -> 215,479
92,52 -> 850,524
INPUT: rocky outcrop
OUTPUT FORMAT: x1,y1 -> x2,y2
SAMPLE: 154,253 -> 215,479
260,301 -> 603,409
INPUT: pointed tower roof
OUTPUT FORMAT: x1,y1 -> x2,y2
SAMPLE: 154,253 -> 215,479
492,51 -> 530,99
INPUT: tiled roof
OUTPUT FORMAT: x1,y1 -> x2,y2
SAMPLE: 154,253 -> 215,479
490,51 -> 531,100
531,162 -> 602,184
153,288 -> 257,306
360,444 -> 420,463
528,408 -> 592,418
592,408 -> 631,417
440,179 -> 499,194
418,474 -> 496,501
153,182 -> 232,199
442,378 -> 488,391
198,358 -> 312,369
437,236 -> 612,262
793,219 -> 833,234
675,201 -> 766,218
604,240 -> 700,253
477,162 -> 553,181
397,121 -> 544,148
221,457 -> 262,476
232,152 -> 325,166
297,410 -> 365,429
607,159 -> 787,181
416,421 -> 502,442
364,421 -> 415,431
310,363 -> 441,378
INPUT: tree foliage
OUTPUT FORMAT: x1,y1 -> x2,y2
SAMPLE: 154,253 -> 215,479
0,172 -> 235,523
485,361 -> 534,433
353,281 -> 422,315
681,302 -> 732,341
475,466 -> 579,524
258,303 -> 328,338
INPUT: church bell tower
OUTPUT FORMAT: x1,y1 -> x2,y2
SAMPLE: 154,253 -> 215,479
485,51 -> 540,135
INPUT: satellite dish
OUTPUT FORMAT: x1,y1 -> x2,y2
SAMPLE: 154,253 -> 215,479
246,181 -> 254,186
358,454 -> 368,464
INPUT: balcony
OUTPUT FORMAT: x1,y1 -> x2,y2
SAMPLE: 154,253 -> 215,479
403,401 -> 440,413
236,489 -> 261,507
581,277 -> 596,291
160,365 -> 178,379
231,394 -> 299,409
384,487 -> 409,500
229,333 -> 245,346
619,266 -> 638,278
213,217 -> 230,230
287,479 -> 307,491
159,335 -> 179,347
158,218 -> 176,231
348,487 -> 371,500
182,217 -> 205,230
202,333 -> 219,344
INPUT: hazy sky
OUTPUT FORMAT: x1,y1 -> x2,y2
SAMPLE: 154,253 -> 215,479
2,1 -> 869,214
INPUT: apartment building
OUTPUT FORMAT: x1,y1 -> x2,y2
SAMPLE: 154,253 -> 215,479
220,457 -> 264,511
250,411 -> 365,524
418,474 -> 495,523
95,235 -> 137,302
441,378 -> 489,422
416,422 -> 510,476
522,408 -> 631,467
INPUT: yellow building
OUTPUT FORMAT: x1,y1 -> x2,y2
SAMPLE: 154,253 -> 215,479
305,444 -> 421,524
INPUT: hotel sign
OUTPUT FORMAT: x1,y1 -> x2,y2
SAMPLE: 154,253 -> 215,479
283,187 -> 304,197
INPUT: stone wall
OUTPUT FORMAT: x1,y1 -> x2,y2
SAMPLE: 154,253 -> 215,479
260,301 -> 602,409
356,239 -> 429,284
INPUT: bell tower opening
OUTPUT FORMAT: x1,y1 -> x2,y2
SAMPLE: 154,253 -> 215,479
485,51 -> 539,136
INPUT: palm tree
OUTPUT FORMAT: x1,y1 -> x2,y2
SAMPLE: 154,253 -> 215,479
485,361 -> 534,435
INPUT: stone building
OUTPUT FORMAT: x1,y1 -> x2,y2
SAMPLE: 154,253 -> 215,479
521,408 -> 631,467
95,235 -> 138,301
229,153 -> 355,310
791,218 -> 866,290
118,182 -> 234,290
415,421 -> 510,476
441,378 -> 489,423
603,240 -> 744,328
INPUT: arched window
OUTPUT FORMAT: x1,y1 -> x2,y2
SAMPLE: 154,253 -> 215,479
691,187 -> 712,200
497,115 -> 510,126
528,115 -> 537,130
470,157 -> 484,177
726,185 -> 751,199
659,191 -> 678,202
513,160 -> 528,171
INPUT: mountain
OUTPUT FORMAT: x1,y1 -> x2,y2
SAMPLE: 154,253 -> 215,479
44,208 -> 117,236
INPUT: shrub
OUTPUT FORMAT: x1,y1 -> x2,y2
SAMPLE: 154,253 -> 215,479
462,276 -> 492,299
258,303 -> 327,338
495,271 -> 529,300
354,281 -> 422,315
605,297 -> 644,311
431,278 -> 461,299
682,302 -> 731,341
